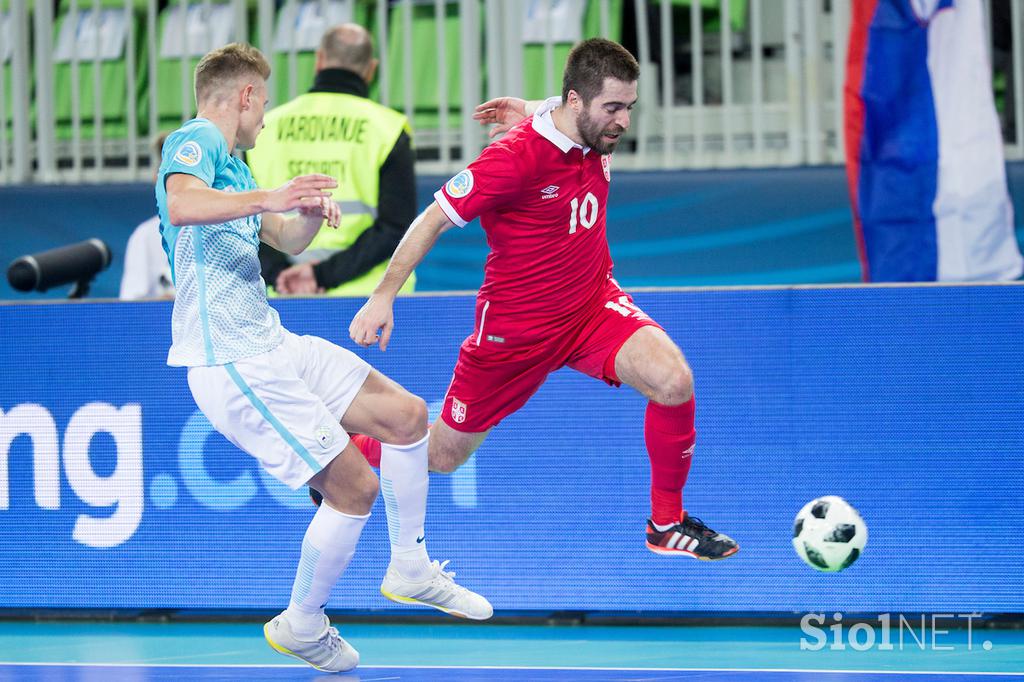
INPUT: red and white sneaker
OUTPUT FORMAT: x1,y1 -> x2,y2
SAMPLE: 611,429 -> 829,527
646,513 -> 739,560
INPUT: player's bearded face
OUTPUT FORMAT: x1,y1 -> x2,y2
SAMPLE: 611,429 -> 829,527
577,107 -> 623,154
575,79 -> 637,154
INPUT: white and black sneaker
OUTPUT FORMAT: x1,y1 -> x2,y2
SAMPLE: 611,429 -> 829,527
646,512 -> 739,560
380,559 -> 493,620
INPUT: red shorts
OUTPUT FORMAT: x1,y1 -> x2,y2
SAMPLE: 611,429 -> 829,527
440,279 -> 662,432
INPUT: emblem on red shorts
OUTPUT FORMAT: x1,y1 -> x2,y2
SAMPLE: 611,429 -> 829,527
451,398 -> 467,424
601,154 -> 611,182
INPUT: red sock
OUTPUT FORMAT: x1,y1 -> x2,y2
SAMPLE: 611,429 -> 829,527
644,397 -> 695,526
351,433 -> 382,468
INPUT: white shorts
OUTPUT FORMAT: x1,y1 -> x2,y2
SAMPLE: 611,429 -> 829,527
187,330 -> 372,489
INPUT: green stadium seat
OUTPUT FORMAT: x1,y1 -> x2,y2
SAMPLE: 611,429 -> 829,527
153,1 -> 266,133
270,0 -> 373,103
151,0 -> 373,123
678,0 -> 747,33
52,0 -> 148,140
26,0 -> 744,156
520,0 -> 624,101
272,52 -> 317,104
383,0 -> 474,132
1,0 -> 29,137
518,1 -> 745,103
375,0 -> 630,136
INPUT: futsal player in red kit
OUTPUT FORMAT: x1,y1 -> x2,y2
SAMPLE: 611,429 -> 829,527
349,38 -> 738,560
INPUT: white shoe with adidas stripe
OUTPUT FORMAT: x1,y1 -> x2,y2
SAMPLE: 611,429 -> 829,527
380,559 -> 493,620
263,612 -> 359,673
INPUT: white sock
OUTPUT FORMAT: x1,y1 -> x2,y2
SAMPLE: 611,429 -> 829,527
285,502 -> 369,640
380,434 -> 433,581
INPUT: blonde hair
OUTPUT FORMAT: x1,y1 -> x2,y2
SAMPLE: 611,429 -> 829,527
194,43 -> 271,105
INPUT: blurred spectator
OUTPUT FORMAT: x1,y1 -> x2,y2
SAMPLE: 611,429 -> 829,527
120,132 -> 175,300
248,23 -> 417,296
844,0 -> 1023,282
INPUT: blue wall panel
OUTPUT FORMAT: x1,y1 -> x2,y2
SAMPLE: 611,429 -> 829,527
0,285 -> 1022,613
8,161 -> 1024,301
4,166 -> 1024,301
4,166 -> 1023,301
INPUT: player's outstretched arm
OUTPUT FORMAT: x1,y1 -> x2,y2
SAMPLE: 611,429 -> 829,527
473,97 -> 544,138
165,173 -> 336,228
349,202 -> 455,351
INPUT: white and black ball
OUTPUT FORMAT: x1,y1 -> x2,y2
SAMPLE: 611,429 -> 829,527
792,496 -> 867,572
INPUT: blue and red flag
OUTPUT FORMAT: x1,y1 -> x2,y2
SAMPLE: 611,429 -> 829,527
845,0 -> 1023,281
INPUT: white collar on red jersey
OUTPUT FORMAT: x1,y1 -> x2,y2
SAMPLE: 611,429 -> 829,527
532,96 -> 592,155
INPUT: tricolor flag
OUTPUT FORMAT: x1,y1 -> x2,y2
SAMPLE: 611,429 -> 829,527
845,0 -> 1023,281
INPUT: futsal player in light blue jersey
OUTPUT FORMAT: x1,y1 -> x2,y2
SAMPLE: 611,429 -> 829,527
156,43 -> 491,673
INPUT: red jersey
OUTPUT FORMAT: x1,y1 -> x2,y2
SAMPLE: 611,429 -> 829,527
434,98 -> 614,333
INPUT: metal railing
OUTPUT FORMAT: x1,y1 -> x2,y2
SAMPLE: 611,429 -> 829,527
1,0 -> 1022,184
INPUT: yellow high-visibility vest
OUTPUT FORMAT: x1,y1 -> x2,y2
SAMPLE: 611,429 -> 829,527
248,92 -> 415,295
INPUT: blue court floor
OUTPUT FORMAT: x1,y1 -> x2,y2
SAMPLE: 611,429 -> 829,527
0,622 -> 1021,680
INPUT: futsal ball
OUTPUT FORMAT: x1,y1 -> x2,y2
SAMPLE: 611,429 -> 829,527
792,496 -> 867,572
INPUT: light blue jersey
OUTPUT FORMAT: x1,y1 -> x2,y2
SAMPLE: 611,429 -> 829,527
156,118 -> 283,367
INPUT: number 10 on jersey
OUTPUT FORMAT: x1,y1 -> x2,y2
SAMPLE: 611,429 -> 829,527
569,192 -> 599,234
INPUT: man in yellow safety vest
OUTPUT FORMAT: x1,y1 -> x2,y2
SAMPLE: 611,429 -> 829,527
249,23 -> 416,296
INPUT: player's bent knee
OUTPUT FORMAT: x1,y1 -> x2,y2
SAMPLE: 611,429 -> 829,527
357,474 -> 380,509
315,458 -> 379,514
651,365 -> 694,406
380,394 -> 429,445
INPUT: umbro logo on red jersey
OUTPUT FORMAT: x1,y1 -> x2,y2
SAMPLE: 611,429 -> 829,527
540,185 -> 560,199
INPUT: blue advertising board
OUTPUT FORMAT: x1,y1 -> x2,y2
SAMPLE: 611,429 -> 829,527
0,285 -> 1022,614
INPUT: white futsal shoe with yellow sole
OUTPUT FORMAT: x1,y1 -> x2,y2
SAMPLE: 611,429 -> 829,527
263,612 -> 359,673
380,559 -> 493,620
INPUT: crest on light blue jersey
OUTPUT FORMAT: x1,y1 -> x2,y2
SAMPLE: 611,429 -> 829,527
174,141 -> 202,167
